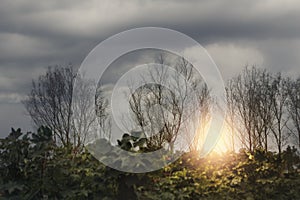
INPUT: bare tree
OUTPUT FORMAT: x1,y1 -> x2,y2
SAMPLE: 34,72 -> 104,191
269,74 -> 290,156
24,66 -> 75,146
255,70 -> 274,151
129,83 -> 175,150
226,66 -> 293,155
226,67 -> 276,152
128,54 -> 212,153
128,67 -> 184,152
226,67 -> 263,151
189,84 -> 212,152
71,76 -> 111,147
95,86 -> 111,141
23,65 -> 110,149
286,78 -> 300,149
225,83 -> 237,152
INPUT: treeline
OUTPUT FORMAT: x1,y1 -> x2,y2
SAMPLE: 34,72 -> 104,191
225,67 -> 300,155
22,59 -> 213,153
21,63 -> 300,155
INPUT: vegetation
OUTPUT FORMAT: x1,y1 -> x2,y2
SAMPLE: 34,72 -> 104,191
3,62 -> 299,199
1,128 -> 299,199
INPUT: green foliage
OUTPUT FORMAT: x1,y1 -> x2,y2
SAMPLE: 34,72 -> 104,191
1,128 -> 300,199
0,127 -> 116,199
117,133 -> 148,152
136,150 -> 300,200
87,133 -> 160,199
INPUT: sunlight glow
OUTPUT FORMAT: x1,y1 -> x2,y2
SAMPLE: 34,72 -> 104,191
212,126 -> 230,154
198,123 -> 236,155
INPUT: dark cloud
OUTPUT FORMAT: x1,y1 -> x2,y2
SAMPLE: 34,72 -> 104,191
0,0 -> 300,136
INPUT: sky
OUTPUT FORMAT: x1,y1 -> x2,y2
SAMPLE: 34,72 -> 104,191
1,0 -> 300,137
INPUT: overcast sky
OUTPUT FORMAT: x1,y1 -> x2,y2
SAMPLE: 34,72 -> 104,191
1,0 -> 300,137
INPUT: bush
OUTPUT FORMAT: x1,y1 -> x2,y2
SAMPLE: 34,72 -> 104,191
1,128 -> 300,199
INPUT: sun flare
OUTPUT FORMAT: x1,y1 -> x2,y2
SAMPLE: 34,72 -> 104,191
212,126 -> 230,154
197,123 -> 235,155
